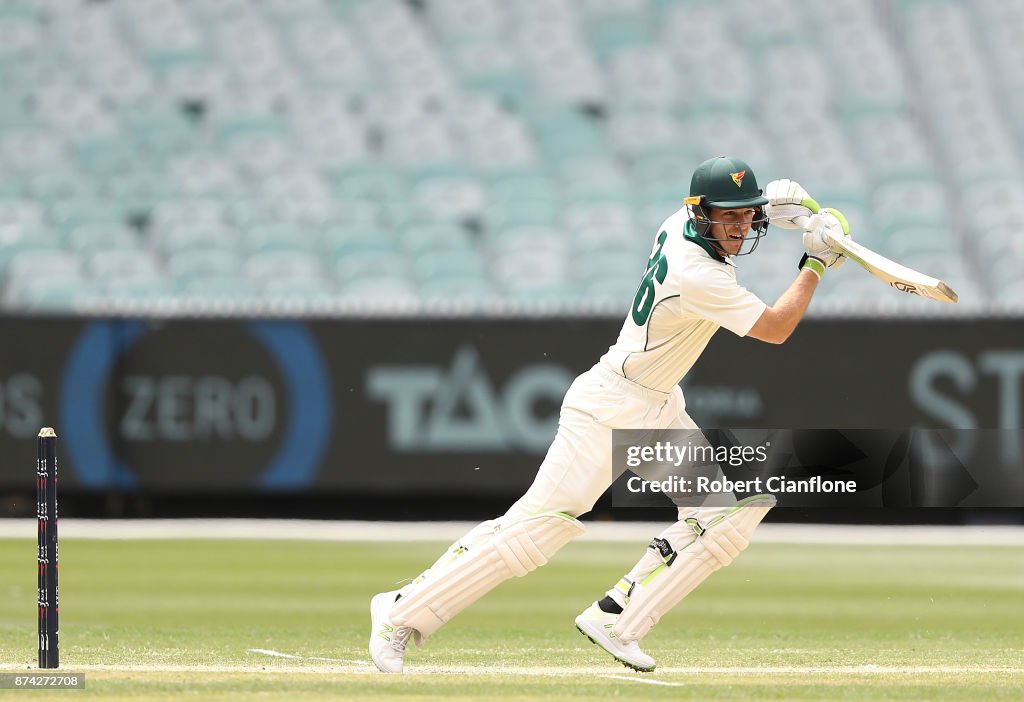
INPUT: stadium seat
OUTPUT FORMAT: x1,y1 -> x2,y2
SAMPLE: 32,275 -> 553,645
398,224 -> 473,256
492,248 -> 568,292
335,250 -> 411,285
882,229 -> 959,261
338,275 -> 419,303
260,177 -> 337,223
49,199 -> 128,238
321,224 -> 394,256
0,129 -> 68,172
576,249 -> 641,280
418,274 -> 496,304
0,0 -> 1009,311
262,276 -> 336,300
502,282 -> 581,307
411,174 -> 488,224
488,225 -> 567,257
5,276 -> 101,311
169,155 -> 245,197
331,169 -> 408,204
26,171 -> 99,204
873,180 -> 949,236
445,39 -> 532,104
0,199 -> 45,227
222,199 -> 281,230
104,171 -> 180,215
151,200 -> 227,230
73,138 -> 142,177
6,249 -> 81,284
241,223 -> 318,253
412,249 -> 485,282
224,134 -> 296,177
584,14 -> 652,61
157,223 -> 239,254
0,230 -> 60,276
562,201 -> 636,238
182,276 -> 259,300
168,248 -> 244,282
244,250 -> 323,281
582,274 -> 640,306
104,277 -> 177,300
606,109 -> 686,160
64,222 -> 140,250
848,114 -> 935,184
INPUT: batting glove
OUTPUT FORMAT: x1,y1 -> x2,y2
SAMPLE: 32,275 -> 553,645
799,208 -> 850,276
765,179 -> 820,230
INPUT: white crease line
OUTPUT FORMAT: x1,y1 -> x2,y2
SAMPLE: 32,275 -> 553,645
601,674 -> 685,687
248,648 -> 367,665
309,657 -> 369,664
248,649 -> 301,659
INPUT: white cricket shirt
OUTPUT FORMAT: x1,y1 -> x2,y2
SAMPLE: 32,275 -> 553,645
599,208 -> 768,393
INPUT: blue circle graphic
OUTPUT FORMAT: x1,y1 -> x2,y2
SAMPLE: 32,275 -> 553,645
59,322 -> 145,488
59,321 -> 333,490
245,321 -> 333,489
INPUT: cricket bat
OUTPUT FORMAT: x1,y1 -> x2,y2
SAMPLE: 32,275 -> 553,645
794,213 -> 959,304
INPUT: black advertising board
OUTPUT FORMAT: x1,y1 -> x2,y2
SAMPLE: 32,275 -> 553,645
0,316 -> 1021,505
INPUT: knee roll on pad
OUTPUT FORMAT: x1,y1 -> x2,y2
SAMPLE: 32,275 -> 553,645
494,525 -> 553,576
612,495 -> 775,643
703,519 -> 750,566
390,512 -> 584,639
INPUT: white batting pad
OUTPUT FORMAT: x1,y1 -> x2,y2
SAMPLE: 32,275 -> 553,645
390,511 -> 585,639
612,494 -> 775,642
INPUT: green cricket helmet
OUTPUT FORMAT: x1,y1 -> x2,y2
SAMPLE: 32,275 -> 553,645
684,156 -> 769,256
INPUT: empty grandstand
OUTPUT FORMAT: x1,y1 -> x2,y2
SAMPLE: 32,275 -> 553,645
0,0 -> 1016,315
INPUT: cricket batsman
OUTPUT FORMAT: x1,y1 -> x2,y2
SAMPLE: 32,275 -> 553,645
369,156 -> 850,672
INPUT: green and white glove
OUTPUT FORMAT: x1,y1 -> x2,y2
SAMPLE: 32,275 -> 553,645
765,179 -> 821,230
799,208 -> 851,277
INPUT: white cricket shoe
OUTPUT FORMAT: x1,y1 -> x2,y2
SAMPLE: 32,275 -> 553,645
369,591 -> 414,673
574,601 -> 656,672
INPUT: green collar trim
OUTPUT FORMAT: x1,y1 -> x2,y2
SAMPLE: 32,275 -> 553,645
683,219 -> 727,263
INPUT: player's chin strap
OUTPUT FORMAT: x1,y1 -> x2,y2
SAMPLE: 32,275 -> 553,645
389,511 -> 585,642
612,494 -> 775,643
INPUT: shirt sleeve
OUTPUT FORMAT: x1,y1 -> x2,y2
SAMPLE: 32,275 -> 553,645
676,263 -> 768,337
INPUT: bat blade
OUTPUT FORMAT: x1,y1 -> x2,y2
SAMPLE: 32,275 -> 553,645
821,231 -> 959,303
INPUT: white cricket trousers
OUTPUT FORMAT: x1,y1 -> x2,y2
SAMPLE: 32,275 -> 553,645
504,362 -> 700,522
388,363 -> 738,642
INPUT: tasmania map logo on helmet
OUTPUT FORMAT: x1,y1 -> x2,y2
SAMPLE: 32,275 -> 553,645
730,170 -> 746,187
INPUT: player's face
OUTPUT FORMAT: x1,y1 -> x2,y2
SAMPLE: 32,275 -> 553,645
707,207 -> 756,256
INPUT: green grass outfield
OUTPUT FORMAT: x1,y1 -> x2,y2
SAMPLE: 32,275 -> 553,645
0,533 -> 1022,701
